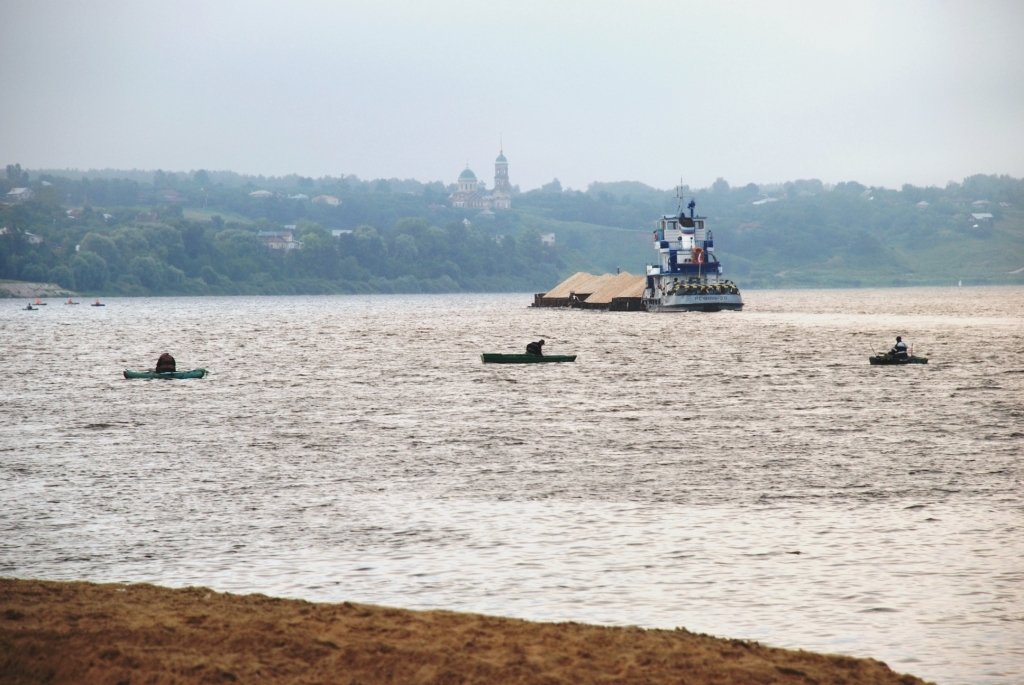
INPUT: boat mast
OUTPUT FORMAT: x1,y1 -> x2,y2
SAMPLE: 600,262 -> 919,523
688,198 -> 701,278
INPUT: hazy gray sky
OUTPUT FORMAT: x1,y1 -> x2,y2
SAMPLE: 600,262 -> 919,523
3,0 -> 1022,191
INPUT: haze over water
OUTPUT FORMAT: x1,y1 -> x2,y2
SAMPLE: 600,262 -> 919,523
2,287 -> 1022,685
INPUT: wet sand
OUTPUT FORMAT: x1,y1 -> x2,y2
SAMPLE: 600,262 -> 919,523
1,578 -> 932,684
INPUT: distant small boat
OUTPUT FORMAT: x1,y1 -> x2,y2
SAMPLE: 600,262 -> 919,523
32,299 -> 47,305
24,304 -> 38,311
91,300 -> 105,307
65,298 -> 80,305
481,353 -> 577,364
123,368 -> 207,379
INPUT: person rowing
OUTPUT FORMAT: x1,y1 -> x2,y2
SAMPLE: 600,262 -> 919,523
155,352 -> 176,373
891,336 -> 909,360
526,339 -> 545,356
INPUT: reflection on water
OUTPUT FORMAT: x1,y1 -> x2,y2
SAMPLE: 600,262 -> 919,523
1,287 -> 1022,685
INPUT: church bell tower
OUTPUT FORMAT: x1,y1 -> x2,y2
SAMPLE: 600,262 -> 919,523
492,147 -> 512,209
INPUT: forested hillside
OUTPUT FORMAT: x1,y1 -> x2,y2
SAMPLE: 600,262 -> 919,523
1,164 -> 1021,296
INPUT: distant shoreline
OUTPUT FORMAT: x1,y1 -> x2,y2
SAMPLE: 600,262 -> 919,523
0,577 -> 934,685
3,278 -> 1020,301
0,280 -> 74,299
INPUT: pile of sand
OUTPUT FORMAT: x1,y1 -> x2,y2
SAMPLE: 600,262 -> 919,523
0,578 -> 932,684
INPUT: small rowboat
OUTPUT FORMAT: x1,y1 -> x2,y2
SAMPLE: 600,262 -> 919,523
868,354 -> 928,365
123,368 -> 208,379
481,353 -> 577,364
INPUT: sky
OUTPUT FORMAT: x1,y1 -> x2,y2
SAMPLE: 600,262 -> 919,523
2,0 -> 1023,192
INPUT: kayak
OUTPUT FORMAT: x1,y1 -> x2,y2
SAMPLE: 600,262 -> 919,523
123,368 -> 207,379
868,354 -> 928,365
481,353 -> 577,364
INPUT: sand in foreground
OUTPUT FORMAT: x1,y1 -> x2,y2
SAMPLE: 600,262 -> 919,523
1,578 -> 933,685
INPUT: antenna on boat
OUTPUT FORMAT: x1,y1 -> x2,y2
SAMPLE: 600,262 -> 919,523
675,180 -> 687,218
674,181 -> 698,219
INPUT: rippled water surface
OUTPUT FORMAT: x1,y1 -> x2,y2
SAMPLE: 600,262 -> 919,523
2,287 -> 1022,685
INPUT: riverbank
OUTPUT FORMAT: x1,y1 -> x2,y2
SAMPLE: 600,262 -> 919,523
0,578 -> 933,685
0,279 -> 73,298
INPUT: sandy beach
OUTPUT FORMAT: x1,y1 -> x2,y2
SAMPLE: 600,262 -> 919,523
0,280 -> 72,299
1,578 -> 933,684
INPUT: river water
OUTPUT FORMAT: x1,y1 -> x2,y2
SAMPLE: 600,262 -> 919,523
1,287 -> 1021,684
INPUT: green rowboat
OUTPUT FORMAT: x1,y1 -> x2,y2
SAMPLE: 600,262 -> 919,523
481,353 -> 576,364
123,368 -> 208,379
868,354 -> 927,365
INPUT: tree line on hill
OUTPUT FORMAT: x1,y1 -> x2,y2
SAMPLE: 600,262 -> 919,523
1,163 -> 1022,296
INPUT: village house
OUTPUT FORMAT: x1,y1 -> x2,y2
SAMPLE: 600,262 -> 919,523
4,187 -> 33,203
312,194 -> 341,206
258,226 -> 303,251
0,225 -> 43,243
970,212 -> 994,229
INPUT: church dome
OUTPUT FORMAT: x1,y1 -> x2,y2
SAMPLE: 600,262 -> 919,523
495,151 -> 507,163
459,167 -> 477,181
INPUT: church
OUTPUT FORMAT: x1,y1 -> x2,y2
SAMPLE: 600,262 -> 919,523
449,149 -> 512,210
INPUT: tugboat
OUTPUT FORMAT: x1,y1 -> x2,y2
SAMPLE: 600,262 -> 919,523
642,194 -> 743,312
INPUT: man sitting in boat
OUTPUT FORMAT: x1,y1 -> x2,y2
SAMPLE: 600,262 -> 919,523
526,339 -> 545,356
155,352 -> 176,373
891,336 -> 909,360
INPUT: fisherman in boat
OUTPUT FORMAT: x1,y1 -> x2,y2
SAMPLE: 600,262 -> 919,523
526,339 -> 545,356
891,336 -> 909,360
155,352 -> 176,373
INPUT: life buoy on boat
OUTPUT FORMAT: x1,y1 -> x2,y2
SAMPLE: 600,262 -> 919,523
696,248 -> 704,265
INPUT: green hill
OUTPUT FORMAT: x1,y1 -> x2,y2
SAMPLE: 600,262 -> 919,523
1,164 -> 1021,296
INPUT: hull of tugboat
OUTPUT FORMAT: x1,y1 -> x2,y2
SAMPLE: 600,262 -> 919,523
644,292 -> 743,312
